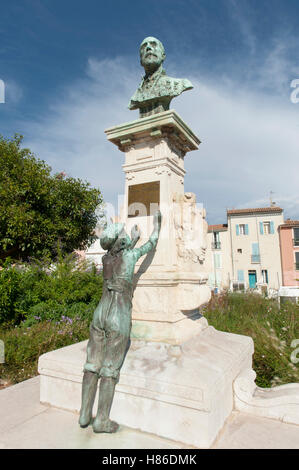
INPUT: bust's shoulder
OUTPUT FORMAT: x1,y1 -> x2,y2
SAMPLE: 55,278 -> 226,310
158,75 -> 193,92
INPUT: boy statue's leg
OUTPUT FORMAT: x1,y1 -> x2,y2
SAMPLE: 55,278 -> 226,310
79,370 -> 98,428
92,377 -> 119,433
79,324 -> 105,428
92,328 -> 130,433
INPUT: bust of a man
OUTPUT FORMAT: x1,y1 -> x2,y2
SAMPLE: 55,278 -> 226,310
128,36 -> 193,118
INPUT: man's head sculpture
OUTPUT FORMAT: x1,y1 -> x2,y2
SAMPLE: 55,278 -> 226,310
129,36 -> 193,117
139,37 -> 166,74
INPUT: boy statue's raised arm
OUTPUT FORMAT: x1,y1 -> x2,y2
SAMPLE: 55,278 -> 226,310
133,210 -> 162,260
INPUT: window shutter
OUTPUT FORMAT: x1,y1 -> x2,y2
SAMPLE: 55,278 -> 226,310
245,224 -> 249,235
208,273 -> 215,287
270,221 -> 274,234
252,243 -> 259,255
236,224 -> 240,236
214,253 -> 221,268
237,270 -> 244,281
260,222 -> 264,235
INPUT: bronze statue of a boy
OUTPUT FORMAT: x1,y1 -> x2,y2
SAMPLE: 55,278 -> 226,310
79,210 -> 162,433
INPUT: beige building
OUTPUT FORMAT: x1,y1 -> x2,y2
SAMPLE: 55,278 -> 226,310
227,207 -> 284,292
206,206 -> 284,293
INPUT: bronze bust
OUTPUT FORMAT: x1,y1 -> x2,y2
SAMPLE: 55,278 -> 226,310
129,36 -> 193,117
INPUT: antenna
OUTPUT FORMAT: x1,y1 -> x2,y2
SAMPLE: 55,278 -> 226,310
270,191 -> 276,207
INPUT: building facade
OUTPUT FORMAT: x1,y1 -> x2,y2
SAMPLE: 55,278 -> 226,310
206,224 -> 231,291
206,206 -> 285,293
227,207 -> 284,292
279,220 -> 299,287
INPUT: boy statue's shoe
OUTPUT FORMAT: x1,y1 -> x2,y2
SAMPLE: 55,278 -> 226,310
92,418 -> 119,434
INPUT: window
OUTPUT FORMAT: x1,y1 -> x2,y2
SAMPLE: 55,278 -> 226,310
294,228 -> 299,246
233,272 -> 245,290
263,222 -> 270,234
237,248 -> 242,253
212,232 -> 221,249
232,282 -> 245,292
260,221 -> 274,235
236,224 -> 249,235
262,269 -> 268,283
296,252 -> 299,271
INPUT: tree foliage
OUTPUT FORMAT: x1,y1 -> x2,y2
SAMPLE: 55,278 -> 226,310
0,135 -> 103,262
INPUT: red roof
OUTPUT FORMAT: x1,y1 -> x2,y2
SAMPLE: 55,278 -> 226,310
280,220 -> 299,228
208,224 -> 228,232
227,207 -> 283,216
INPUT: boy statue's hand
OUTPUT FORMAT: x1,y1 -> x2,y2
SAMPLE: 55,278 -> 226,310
153,210 -> 162,232
131,224 -> 141,241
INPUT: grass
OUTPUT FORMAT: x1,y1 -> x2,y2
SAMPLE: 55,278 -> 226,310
202,291 -> 299,387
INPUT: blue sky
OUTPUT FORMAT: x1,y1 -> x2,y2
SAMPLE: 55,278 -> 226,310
1,0 -> 299,223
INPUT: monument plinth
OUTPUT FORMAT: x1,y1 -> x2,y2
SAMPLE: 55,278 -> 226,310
105,110 -> 211,344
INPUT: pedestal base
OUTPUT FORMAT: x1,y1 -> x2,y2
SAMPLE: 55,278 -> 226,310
38,325 -> 253,448
131,315 -> 209,344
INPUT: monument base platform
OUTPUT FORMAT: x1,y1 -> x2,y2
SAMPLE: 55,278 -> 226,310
130,315 -> 209,344
38,325 -> 253,448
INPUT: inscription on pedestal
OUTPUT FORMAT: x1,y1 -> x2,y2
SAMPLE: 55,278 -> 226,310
128,181 -> 160,218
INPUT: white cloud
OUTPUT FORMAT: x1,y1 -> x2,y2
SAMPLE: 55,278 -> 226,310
21,53 -> 299,224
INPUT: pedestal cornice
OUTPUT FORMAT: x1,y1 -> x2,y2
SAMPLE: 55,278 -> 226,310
122,157 -> 186,179
105,110 -> 200,155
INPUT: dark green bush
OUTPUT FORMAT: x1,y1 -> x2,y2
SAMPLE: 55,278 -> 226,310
0,254 -> 102,327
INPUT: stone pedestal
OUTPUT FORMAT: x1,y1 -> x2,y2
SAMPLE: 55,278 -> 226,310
38,327 -> 254,448
38,110 -> 255,448
105,110 -> 210,344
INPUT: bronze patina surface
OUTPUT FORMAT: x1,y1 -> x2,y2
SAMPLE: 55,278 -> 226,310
79,211 -> 162,433
129,37 -> 193,117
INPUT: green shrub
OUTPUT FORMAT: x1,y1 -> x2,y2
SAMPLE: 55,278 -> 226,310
0,254 -> 102,327
203,292 -> 299,387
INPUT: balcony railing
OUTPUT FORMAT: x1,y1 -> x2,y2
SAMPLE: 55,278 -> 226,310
293,239 -> 299,247
251,255 -> 260,263
211,241 -> 221,250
